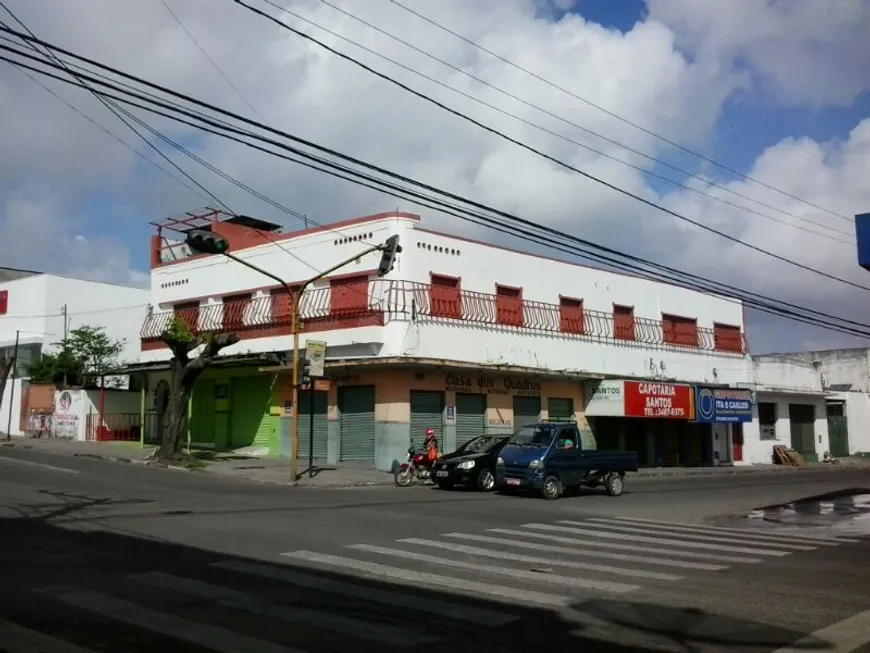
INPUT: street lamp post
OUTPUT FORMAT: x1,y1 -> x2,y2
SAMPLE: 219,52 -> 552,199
185,229 -> 402,484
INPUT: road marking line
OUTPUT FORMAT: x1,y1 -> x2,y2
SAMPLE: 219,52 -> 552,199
488,527 -> 761,564
346,543 -> 641,594
281,551 -> 575,612
584,517 -> 851,546
442,532 -> 728,571
597,516 -> 860,543
0,455 -> 79,474
48,588 -> 301,653
399,537 -> 682,581
0,618 -> 95,653
558,520 -> 818,551
214,558 -> 522,623
129,571 -> 434,646
772,609 -> 870,653
523,523 -> 791,556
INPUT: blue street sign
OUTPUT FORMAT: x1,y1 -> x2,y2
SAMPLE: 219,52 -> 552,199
694,386 -> 753,423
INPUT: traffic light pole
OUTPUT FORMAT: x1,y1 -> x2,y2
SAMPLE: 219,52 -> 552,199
188,227 -> 400,487
289,245 -> 382,484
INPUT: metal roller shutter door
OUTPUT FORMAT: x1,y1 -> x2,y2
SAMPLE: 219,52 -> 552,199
512,396 -> 541,428
455,393 -> 487,449
409,391 -> 444,448
230,376 -> 273,448
547,397 -> 574,421
297,390 -> 328,460
339,386 -> 376,462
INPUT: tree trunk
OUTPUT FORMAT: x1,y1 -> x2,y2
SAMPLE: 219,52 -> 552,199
153,331 -> 238,463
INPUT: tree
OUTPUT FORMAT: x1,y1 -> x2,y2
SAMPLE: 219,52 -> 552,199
26,326 -> 124,387
153,317 -> 238,462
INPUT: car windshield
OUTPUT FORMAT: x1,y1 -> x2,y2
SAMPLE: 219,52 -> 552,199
460,436 -> 505,454
508,425 -> 555,447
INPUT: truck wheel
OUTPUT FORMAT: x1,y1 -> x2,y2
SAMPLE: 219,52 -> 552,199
541,474 -> 562,500
604,472 -> 625,497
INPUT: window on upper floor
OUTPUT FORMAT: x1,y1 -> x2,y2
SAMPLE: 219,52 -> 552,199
559,296 -> 584,334
270,286 -> 301,325
0,289 -> 7,315
613,304 -> 635,340
173,300 -> 200,332
330,275 -> 370,316
222,293 -> 253,330
713,323 -> 744,353
662,313 -> 698,347
495,284 -> 523,327
430,274 -> 461,319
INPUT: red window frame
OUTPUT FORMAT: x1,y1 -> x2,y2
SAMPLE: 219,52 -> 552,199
559,296 -> 584,334
330,275 -> 370,316
0,290 -> 7,315
495,284 -> 523,327
613,304 -> 635,341
713,322 -> 744,353
173,300 -> 200,332
662,313 -> 698,347
429,274 -> 461,319
222,293 -> 253,330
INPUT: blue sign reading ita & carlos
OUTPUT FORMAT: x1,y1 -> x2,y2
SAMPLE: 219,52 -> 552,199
693,386 -> 753,423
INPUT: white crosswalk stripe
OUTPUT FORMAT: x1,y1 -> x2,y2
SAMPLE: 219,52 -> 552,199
8,515 -> 861,652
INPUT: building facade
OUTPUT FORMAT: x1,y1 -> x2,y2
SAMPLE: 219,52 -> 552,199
136,209 -> 761,470
0,269 -> 148,436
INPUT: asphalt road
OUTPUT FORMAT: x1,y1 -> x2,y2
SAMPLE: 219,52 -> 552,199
1,447 -> 869,653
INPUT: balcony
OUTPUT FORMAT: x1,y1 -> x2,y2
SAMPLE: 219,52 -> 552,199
140,280 -> 746,355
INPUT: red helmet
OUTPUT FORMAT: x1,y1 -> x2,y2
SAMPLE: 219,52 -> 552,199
425,428 -> 434,436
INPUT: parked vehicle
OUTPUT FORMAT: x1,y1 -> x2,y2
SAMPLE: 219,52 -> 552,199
495,421 -> 638,500
432,435 -> 510,491
394,442 -> 437,486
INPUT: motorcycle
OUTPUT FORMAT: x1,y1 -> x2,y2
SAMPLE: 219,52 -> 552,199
394,443 -> 437,486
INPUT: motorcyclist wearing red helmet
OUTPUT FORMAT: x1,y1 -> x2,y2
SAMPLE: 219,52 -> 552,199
424,428 -> 439,462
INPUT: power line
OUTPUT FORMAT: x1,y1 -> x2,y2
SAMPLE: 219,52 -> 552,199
233,0 -> 870,293
309,0 -> 851,243
0,2 -> 233,215
387,0 -> 850,223
3,34 -> 869,341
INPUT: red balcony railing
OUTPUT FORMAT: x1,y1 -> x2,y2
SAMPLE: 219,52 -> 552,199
141,280 -> 746,355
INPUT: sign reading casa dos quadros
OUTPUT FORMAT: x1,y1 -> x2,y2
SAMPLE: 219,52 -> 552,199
444,373 -> 540,396
693,386 -> 753,423
623,381 -> 694,419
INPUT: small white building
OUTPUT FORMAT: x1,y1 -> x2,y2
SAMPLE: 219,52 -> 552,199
0,268 -> 149,436
135,209 -> 754,469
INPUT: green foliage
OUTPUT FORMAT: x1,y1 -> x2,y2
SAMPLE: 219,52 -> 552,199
162,316 -> 197,345
27,325 -> 125,387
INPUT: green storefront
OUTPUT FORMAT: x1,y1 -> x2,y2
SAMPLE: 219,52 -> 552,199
188,367 -> 278,454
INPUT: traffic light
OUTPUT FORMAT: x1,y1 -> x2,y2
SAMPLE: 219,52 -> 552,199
186,229 -> 230,255
299,357 -> 311,387
377,234 -> 402,277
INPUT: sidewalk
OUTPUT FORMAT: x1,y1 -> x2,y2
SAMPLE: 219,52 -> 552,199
2,436 -> 868,488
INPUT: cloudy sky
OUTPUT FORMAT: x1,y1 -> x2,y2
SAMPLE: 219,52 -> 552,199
0,0 -> 868,354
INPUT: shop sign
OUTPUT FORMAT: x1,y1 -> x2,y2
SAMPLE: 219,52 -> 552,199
330,373 -> 361,385
623,381 -> 694,419
304,340 -> 327,378
694,386 -> 753,423
444,373 -> 540,396
584,380 -> 626,417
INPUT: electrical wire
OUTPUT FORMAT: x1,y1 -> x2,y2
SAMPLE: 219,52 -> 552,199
387,0 -> 850,223
232,0 -> 870,293
308,0 -> 851,243
2,33 -> 869,340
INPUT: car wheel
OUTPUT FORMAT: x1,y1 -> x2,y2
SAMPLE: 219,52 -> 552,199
605,472 -> 625,497
541,474 -> 562,500
476,468 -> 496,492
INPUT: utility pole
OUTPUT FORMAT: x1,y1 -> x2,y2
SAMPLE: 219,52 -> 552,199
62,304 -> 68,388
5,330 -> 19,441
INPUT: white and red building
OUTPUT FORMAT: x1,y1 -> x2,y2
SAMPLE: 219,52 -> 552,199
130,208 -> 768,470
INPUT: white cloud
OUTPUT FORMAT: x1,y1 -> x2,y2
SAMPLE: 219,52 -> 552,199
0,0 -> 867,351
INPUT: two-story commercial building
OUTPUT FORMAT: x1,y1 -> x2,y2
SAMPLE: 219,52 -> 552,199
135,208 -> 758,471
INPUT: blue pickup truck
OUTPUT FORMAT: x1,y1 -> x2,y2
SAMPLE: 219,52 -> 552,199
494,421 -> 639,500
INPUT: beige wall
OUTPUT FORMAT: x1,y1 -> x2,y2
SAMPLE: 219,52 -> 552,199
277,367 -> 586,426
